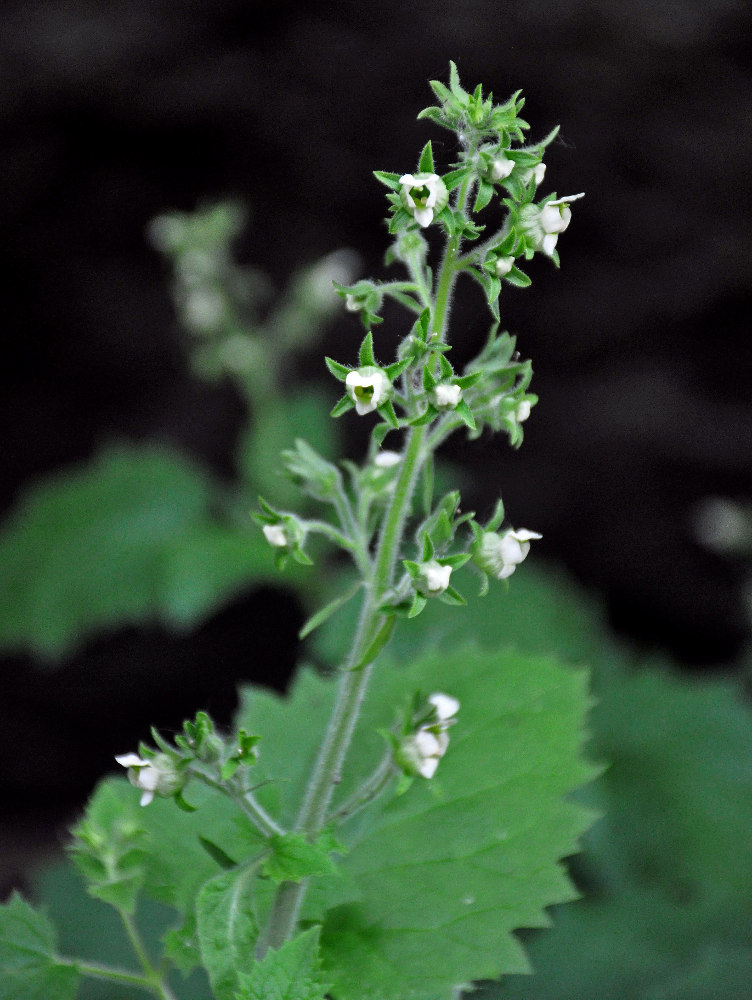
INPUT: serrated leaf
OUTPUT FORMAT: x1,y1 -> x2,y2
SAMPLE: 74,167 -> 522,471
235,927 -> 328,1000
196,866 -> 260,1000
262,834 -> 340,884
0,895 -> 79,1000
0,444 -> 215,660
237,645 -> 596,1000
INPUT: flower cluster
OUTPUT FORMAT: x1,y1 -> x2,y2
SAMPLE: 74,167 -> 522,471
402,693 -> 460,779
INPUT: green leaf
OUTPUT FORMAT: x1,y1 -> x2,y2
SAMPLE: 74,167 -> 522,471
299,583 -> 362,640
262,834 -> 340,884
69,781 -> 148,914
353,615 -> 396,671
237,645 -> 596,1000
0,444 -> 215,660
235,927 -> 328,1000
196,866 -> 260,1000
0,894 -> 79,1000
417,140 -> 434,174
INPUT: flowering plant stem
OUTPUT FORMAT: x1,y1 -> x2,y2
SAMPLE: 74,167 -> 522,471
259,176 -> 468,953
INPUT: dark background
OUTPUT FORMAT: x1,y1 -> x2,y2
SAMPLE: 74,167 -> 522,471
2,0 -> 751,894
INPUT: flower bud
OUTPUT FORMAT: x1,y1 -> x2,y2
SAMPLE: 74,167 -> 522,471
490,153 -> 514,181
418,560 -> 452,595
473,528 -> 542,580
494,256 -> 515,278
263,524 -> 288,548
398,173 -> 449,228
433,383 -> 462,410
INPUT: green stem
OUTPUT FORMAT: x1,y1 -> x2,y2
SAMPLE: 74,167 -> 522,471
118,910 -> 177,1000
191,768 -> 284,837
259,186 -> 468,955
326,750 -> 396,825
63,956 -> 156,990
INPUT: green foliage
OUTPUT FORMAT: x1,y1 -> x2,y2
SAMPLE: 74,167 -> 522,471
262,834 -> 341,884
0,444 -> 284,660
196,866 -> 260,1000
69,781 -> 148,914
0,895 -> 79,1000
235,927 -> 328,1000
238,646 -> 596,1000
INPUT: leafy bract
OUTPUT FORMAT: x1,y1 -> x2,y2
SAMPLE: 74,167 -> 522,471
0,444 -> 282,660
196,866 -> 260,1000
237,645 -> 596,1000
235,927 -> 329,1000
0,895 -> 78,1000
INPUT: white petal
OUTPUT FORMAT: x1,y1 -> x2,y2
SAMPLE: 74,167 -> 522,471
399,174 -> 416,186
541,233 -> 558,256
374,450 -> 401,468
414,729 -> 442,757
413,206 -> 434,228
139,790 -> 155,807
495,256 -> 514,277
512,529 -> 542,542
434,383 -> 462,408
516,400 -> 531,422
418,756 -> 440,779
491,155 -> 514,181
539,204 -> 567,234
547,192 -> 585,206
115,753 -> 146,768
263,524 -> 288,547
429,692 -> 460,721
533,163 -> 546,185
497,564 -> 516,579
423,562 -> 452,593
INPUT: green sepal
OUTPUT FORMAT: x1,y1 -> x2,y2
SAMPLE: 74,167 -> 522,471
402,559 -> 421,579
438,353 -> 454,379
417,105 -> 451,129
449,60 -> 464,101
407,592 -> 428,619
325,357 -> 351,381
439,585 -> 467,607
358,331 -> 376,367
385,288 -> 423,313
330,395 -> 354,418
428,79 -> 452,104
455,370 -> 483,389
377,399 -> 400,429
371,422 -> 392,449
421,532 -> 435,561
505,266 -> 532,288
220,757 -> 241,781
455,398 -> 477,430
352,614 -> 396,670
442,551 -> 472,569
198,836 -> 238,871
477,570 -> 490,597
173,789 -> 198,812
298,582 -> 363,640
395,771 -> 415,796
384,357 -> 411,380
373,171 -> 401,190
474,179 -> 495,213
388,208 -> 413,234
442,167 -> 470,191
422,365 -> 437,391
291,548 -> 314,567
486,496 -> 506,532
409,405 -> 437,427
418,140 -> 434,173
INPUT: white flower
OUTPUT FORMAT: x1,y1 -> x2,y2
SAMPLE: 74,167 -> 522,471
520,162 -> 546,187
475,528 -> 542,580
515,400 -> 531,423
344,294 -> 361,312
429,692 -> 460,722
494,256 -> 515,278
374,450 -> 401,468
539,193 -> 585,257
263,524 -> 288,548
405,728 -> 449,779
115,754 -> 162,807
399,173 -> 449,228
490,153 -> 515,181
422,561 -> 452,594
345,368 -> 390,415
433,383 -> 462,409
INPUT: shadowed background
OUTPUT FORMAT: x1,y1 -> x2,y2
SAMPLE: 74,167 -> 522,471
1,0 -> 751,893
